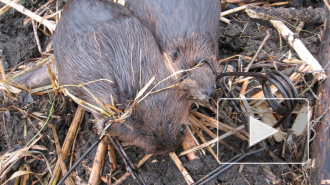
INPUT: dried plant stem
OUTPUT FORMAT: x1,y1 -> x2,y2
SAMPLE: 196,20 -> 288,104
0,0 -> 21,16
50,124 -> 74,185
88,137 -> 108,185
0,59 -> 12,96
270,20 -> 325,80
324,0 -> 330,10
221,4 -> 250,17
47,63 -> 58,95
189,115 -> 239,153
32,20 -> 43,55
83,165 -> 108,183
245,30 -> 270,72
62,88 -> 112,117
180,125 -> 245,156
220,17 -> 230,24
30,84 -> 54,94
169,152 -> 194,185
193,112 -> 248,141
0,135 -> 43,184
0,61 -> 6,81
113,154 -> 152,185
218,54 -> 253,64
0,0 -> 56,32
49,106 -> 85,185
24,0 -> 56,25
191,125 -> 220,164
8,55 -> 55,81
221,2 -> 288,18
108,142 -> 116,171
182,126 -> 200,160
240,80 -> 249,94
265,1 -> 290,7
190,115 -> 217,138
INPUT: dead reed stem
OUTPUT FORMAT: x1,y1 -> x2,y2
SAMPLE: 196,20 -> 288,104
88,137 -> 108,185
48,106 -> 85,185
113,154 -> 152,185
169,152 -> 194,185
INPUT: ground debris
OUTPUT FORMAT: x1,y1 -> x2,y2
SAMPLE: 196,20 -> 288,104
246,5 -> 326,23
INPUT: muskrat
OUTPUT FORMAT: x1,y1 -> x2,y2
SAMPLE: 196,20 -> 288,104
124,0 -> 221,101
53,0 -> 191,154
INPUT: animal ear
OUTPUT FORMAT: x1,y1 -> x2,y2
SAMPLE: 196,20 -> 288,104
171,49 -> 179,62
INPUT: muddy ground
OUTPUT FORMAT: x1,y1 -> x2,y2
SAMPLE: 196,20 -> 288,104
0,0 -> 327,184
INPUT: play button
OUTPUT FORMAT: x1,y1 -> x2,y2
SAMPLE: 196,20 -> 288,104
249,116 -> 278,147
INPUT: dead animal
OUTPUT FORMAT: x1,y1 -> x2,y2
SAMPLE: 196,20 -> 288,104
124,0 -> 221,101
53,0 -> 191,154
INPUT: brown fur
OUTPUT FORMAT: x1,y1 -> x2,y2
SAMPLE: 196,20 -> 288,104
125,0 -> 220,100
53,0 -> 191,154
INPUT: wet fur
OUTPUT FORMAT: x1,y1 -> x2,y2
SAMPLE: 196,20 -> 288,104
125,0 -> 220,100
53,0 -> 191,154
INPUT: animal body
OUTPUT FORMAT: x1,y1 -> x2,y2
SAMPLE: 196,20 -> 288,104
53,0 -> 191,154
125,0 -> 221,101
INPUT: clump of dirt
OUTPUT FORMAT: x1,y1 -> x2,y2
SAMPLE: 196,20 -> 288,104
0,1 -> 41,69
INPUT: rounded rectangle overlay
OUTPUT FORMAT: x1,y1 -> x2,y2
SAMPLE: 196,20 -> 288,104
216,98 -> 309,165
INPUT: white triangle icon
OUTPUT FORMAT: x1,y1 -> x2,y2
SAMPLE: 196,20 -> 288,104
249,116 -> 278,147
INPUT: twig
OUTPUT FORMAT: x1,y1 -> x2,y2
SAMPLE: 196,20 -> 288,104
0,59 -> 14,96
49,106 -> 85,185
83,165 -> 107,183
0,0 -> 56,32
113,154 -> 152,185
50,124 -> 74,185
323,0 -> 330,11
169,152 -> 194,185
220,16 -> 230,24
182,126 -> 200,161
221,2 -> 275,18
88,137 -> 108,185
190,115 -> 223,148
108,142 -> 116,170
24,0 -> 56,25
217,54 -> 253,64
299,73 -> 321,101
30,84 -> 54,93
270,20 -> 326,80
191,125 -> 220,164
180,125 -> 245,156
0,135 -> 43,184
221,4 -> 249,17
32,20 -> 43,55
0,0 -> 21,16
193,112 -> 248,141
264,1 -> 290,7
244,29 -> 270,72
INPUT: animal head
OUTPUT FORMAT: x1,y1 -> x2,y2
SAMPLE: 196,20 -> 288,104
165,33 -> 217,101
110,90 -> 191,155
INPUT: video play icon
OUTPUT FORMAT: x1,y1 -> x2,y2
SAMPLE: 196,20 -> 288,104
249,116 -> 278,147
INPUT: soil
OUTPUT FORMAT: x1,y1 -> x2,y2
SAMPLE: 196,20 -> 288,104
0,1 -> 327,185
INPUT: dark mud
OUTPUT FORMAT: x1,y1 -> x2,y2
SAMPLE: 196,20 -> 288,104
0,1 -> 326,184
0,1 -> 40,69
